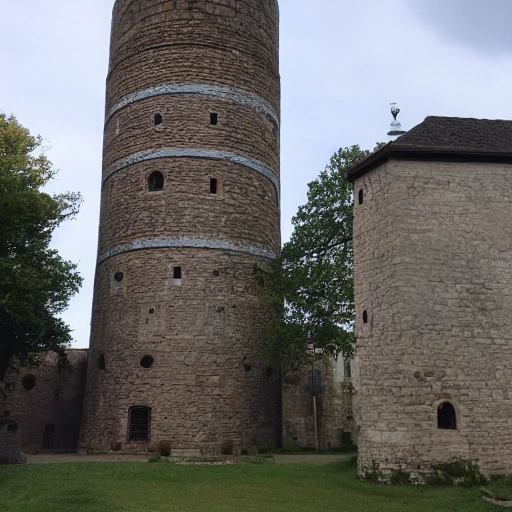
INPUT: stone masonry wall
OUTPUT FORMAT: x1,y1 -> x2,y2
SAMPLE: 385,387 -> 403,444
80,0 -> 281,454
0,419 -> 22,464
282,357 -> 355,450
353,159 -> 512,477
0,351 -> 88,453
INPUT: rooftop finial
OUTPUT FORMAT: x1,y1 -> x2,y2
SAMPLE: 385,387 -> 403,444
387,102 -> 406,137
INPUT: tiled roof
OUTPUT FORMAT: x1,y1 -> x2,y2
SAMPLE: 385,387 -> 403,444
346,116 -> 512,182
395,116 -> 512,152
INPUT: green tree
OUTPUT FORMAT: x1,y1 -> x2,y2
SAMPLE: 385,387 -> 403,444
0,113 -> 82,381
262,144 -> 383,369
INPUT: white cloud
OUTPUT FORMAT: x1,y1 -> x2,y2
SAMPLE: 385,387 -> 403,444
1,0 -> 510,347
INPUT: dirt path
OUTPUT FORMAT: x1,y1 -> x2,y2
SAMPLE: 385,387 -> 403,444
274,453 -> 353,465
25,453 -> 352,465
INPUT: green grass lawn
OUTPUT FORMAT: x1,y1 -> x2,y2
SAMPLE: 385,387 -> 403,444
0,460 -> 503,512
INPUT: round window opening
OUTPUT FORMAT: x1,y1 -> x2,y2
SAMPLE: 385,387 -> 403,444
114,272 -> 124,282
22,374 -> 36,391
140,355 -> 154,368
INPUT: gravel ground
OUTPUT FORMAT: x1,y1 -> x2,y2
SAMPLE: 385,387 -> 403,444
24,453 -> 352,465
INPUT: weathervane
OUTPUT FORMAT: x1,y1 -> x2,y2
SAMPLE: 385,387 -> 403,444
387,103 -> 406,137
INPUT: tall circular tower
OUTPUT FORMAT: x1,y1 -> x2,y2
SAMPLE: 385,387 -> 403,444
80,0 -> 280,454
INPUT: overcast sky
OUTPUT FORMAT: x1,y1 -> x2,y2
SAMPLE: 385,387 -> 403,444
1,0 -> 511,348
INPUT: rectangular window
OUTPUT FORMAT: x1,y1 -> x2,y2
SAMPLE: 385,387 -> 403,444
307,369 -> 322,387
210,112 -> 218,125
128,407 -> 151,442
344,359 -> 352,379
173,266 -> 182,279
210,178 -> 218,194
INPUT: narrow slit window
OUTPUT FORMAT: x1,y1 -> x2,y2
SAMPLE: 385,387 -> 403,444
358,189 -> 364,205
173,266 -> 182,279
154,113 -> 163,125
362,310 -> 368,324
344,359 -> 352,379
210,112 -> 218,125
210,178 -> 218,194
437,402 -> 457,430
128,406 -> 151,442
148,171 -> 164,191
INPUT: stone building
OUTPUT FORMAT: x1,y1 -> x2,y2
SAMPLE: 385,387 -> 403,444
79,0 -> 281,455
282,357 -> 355,450
347,116 -> 512,477
0,351 -> 88,455
0,419 -> 23,465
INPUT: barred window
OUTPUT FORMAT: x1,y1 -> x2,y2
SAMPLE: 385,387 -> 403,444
128,406 -> 151,442
307,369 -> 322,396
43,424 -> 55,450
308,369 -> 321,387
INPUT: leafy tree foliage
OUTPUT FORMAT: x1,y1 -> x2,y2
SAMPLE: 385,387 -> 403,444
262,144 -> 383,369
0,113 -> 82,381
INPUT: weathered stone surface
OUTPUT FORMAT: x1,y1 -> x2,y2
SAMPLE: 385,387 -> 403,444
0,351 -> 88,453
0,419 -> 23,464
282,357 -> 356,450
80,0 -> 281,454
352,159 -> 512,476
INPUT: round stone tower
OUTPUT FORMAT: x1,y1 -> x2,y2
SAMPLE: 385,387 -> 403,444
80,0 -> 280,455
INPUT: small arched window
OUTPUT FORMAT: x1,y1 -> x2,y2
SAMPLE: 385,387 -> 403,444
362,310 -> 368,324
148,171 -> 164,191
358,189 -> 364,205
437,402 -> 457,430
154,113 -> 163,125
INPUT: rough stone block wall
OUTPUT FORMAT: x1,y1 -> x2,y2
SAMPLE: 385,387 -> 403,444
0,351 -> 88,453
282,357 -> 355,449
0,419 -> 23,464
80,0 -> 281,454
353,159 -> 512,477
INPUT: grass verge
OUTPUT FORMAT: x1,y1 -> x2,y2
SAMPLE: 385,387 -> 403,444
0,459 -> 503,511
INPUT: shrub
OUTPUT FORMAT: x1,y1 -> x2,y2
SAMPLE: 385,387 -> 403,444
147,442 -> 159,453
221,440 -> 234,456
158,441 -> 171,457
390,469 -> 411,486
425,459 -> 486,487
361,460 -> 383,483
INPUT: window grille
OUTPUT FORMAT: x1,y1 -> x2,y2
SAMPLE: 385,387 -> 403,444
307,369 -> 322,396
43,424 -> 55,450
129,407 -> 151,442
